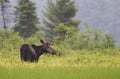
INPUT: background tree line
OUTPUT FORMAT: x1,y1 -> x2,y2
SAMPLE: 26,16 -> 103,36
0,0 -> 116,54
0,0 -> 79,38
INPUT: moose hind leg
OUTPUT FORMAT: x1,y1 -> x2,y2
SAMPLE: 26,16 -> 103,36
20,52 -> 26,62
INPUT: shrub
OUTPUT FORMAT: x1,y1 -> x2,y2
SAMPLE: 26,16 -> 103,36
25,30 -> 45,45
53,24 -> 116,55
0,30 -> 24,54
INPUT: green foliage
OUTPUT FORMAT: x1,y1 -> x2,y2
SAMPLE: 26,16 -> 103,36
25,30 -> 45,45
54,23 -> 78,41
13,0 -> 39,38
0,29 -> 44,56
0,66 -> 120,79
43,0 -> 80,39
0,27 -> 117,57
54,24 -> 116,55
103,33 -> 115,48
0,30 -> 24,55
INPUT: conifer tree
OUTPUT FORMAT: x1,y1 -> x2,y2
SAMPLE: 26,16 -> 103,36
43,0 -> 80,39
14,0 -> 39,38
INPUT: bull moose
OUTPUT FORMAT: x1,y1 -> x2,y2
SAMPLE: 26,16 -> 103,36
20,39 -> 56,62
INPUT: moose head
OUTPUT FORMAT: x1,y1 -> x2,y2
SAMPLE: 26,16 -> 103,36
40,40 -> 56,55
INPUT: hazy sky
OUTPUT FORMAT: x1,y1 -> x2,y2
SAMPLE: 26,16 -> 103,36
75,0 -> 120,46
9,0 -> 120,46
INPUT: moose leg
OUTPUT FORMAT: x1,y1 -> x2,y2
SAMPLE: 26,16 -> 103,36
20,52 -> 26,62
26,54 -> 32,62
31,56 -> 35,62
34,56 -> 40,62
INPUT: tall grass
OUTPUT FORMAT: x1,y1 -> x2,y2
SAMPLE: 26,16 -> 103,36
0,49 -> 120,67
0,49 -> 120,79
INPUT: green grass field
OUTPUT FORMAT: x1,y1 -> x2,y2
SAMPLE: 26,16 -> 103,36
0,66 -> 120,79
0,50 -> 120,79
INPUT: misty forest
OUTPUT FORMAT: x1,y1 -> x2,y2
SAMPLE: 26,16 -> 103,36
0,0 -> 120,79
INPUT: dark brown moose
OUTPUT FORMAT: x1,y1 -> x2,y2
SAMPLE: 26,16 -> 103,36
20,40 -> 56,62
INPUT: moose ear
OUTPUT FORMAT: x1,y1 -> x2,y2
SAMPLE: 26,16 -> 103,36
40,39 -> 44,43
